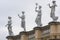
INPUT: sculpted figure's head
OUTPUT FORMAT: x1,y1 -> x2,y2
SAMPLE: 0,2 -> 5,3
8,16 -> 11,19
52,1 -> 56,4
36,3 -> 38,6
22,11 -> 25,14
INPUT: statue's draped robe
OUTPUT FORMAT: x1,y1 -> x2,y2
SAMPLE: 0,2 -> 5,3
49,3 -> 58,21
8,20 -> 13,36
21,14 -> 25,28
35,9 -> 42,26
50,4 -> 56,18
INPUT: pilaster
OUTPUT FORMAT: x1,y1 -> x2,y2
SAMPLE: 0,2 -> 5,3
20,31 -> 29,40
34,27 -> 42,40
49,22 -> 60,39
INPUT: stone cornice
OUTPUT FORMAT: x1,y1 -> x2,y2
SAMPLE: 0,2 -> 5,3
20,31 -> 29,36
49,22 -> 60,25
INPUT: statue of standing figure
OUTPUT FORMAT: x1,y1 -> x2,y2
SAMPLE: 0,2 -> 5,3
18,11 -> 26,31
5,16 -> 14,36
35,3 -> 42,27
48,1 -> 58,22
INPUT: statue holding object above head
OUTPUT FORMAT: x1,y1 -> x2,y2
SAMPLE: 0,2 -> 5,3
35,3 -> 42,27
5,16 -> 14,36
48,1 -> 58,22
18,11 -> 26,31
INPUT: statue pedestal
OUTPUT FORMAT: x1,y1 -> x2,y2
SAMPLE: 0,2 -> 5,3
34,27 -> 42,40
20,31 -> 29,40
49,22 -> 60,39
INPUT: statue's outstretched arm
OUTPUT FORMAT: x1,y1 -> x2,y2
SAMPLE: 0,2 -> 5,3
35,3 -> 38,12
35,7 -> 38,12
18,14 -> 21,18
48,4 -> 51,8
35,10 -> 38,12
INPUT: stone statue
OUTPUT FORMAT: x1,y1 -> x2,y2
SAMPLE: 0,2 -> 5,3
5,16 -> 14,36
18,11 -> 26,31
48,1 -> 58,22
35,3 -> 42,27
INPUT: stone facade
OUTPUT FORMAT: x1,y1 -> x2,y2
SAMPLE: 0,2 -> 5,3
6,22 -> 60,40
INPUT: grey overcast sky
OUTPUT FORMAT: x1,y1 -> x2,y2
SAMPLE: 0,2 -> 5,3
0,0 -> 60,40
